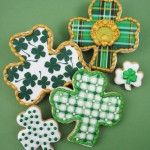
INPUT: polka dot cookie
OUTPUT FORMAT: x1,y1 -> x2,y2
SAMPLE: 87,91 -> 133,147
17,106 -> 61,150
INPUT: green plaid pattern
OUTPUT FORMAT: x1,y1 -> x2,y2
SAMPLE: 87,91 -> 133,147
112,19 -> 138,49
95,46 -> 116,69
50,70 -> 123,147
72,20 -> 94,47
91,0 -> 120,21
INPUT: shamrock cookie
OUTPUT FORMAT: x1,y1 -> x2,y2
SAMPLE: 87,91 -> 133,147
114,61 -> 144,91
68,0 -> 140,72
3,25 -> 88,106
17,106 -> 61,150
50,69 -> 123,147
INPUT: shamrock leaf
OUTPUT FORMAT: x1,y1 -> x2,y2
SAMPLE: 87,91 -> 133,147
38,76 -> 50,88
76,62 -> 83,68
23,72 -> 38,87
7,67 -> 19,82
31,45 -> 46,59
26,30 -> 41,42
45,58 -> 61,73
64,65 -> 78,78
40,30 -> 48,43
57,48 -> 72,62
51,75 -> 65,88
18,86 -> 33,101
18,61 -> 31,71
13,38 -> 28,52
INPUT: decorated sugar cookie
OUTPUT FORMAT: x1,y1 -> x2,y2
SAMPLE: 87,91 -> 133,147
68,0 -> 140,72
3,25 -> 88,106
114,61 -> 144,91
50,69 -> 123,147
17,106 -> 61,150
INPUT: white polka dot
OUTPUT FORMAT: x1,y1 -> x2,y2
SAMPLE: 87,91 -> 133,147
107,113 -> 114,120
82,75 -> 89,82
87,134 -> 94,140
76,107 -> 82,114
67,106 -> 74,113
101,104 -> 108,111
91,110 -> 99,117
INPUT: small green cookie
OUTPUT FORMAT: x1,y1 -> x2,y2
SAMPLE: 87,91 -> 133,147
50,69 -> 124,147
17,106 -> 61,150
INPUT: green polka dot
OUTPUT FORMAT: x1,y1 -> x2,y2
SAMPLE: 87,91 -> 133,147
33,110 -> 36,113
50,123 -> 53,126
19,138 -> 22,141
44,134 -> 47,137
36,141 -> 40,144
33,128 -> 36,131
24,123 -> 27,126
28,132 -> 31,135
44,148 -> 47,150
44,123 -> 47,126
22,133 -> 25,136
25,117 -> 28,120
54,127 -> 57,130
36,121 -> 39,124
30,121 -> 33,124
25,137 -> 28,140
34,133 -> 37,136
30,115 -> 33,118
54,137 -> 58,141
47,128 -> 50,131
28,111 -> 31,114
28,126 -> 31,129
51,132 -> 54,135
43,142 -> 47,145
20,114 -> 24,118
48,138 -> 51,141
30,140 -> 34,143
20,119 -> 23,122
40,127 -> 43,130
35,115 -> 38,118
24,144 -> 28,147
39,135 -> 42,138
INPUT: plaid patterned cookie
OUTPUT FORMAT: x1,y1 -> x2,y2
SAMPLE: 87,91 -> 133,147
50,69 -> 124,147
3,25 -> 88,106
68,0 -> 140,72
17,106 -> 61,150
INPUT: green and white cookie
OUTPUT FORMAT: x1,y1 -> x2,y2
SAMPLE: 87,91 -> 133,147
3,25 -> 88,106
50,69 -> 124,147
114,61 -> 144,90
17,106 -> 61,150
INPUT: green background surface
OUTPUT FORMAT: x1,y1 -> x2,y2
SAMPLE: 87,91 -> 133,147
0,0 -> 150,149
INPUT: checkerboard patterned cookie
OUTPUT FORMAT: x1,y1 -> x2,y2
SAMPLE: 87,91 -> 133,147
3,25 -> 88,106
50,69 -> 124,147
68,0 -> 140,72
17,106 -> 61,150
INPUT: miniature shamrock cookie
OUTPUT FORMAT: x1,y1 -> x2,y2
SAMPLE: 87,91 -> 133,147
3,25 -> 88,106
114,61 -> 144,91
17,106 -> 61,150
68,0 -> 140,72
50,69 -> 124,147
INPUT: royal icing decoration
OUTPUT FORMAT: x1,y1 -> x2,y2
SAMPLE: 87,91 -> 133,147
17,106 -> 61,150
114,61 -> 144,91
4,25 -> 88,106
50,69 -> 123,147
68,0 -> 140,72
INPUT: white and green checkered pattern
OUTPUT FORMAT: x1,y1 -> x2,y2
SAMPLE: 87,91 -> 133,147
50,69 -> 123,147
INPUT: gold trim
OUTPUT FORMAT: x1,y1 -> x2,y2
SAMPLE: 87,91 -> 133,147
3,24 -> 89,106
68,0 -> 140,72
91,20 -> 120,46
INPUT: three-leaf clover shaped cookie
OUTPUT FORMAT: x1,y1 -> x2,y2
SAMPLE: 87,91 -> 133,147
3,25 -> 88,106
114,61 -> 144,90
17,106 -> 61,150
68,0 -> 140,72
50,69 -> 124,147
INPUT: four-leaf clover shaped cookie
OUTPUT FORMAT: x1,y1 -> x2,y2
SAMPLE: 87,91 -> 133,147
50,69 -> 123,147
17,106 -> 61,150
68,0 -> 140,72
3,25 -> 88,106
